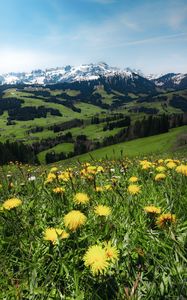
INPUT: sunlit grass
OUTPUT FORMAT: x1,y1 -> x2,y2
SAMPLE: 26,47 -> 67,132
0,156 -> 186,299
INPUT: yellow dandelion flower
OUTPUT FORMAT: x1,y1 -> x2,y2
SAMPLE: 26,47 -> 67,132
156,166 -> 166,172
164,158 -> 173,163
142,163 -> 152,170
97,166 -> 104,173
2,198 -> 22,210
166,162 -> 176,169
44,228 -> 69,244
50,167 -> 58,173
155,173 -> 166,181
94,205 -> 111,216
80,169 -> 87,176
128,184 -> 141,195
139,160 -> 152,170
176,165 -> 187,176
83,162 -> 90,167
64,210 -> 87,231
87,166 -> 97,175
174,159 -> 180,164
74,193 -> 90,204
156,213 -> 176,227
104,241 -> 119,261
45,173 -> 56,184
144,205 -> 161,214
53,187 -> 65,194
58,171 -> 72,182
129,176 -> 138,183
83,245 -> 109,275
158,159 -> 164,164
95,186 -> 104,192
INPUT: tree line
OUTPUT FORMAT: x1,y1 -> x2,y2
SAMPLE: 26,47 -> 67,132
0,113 -> 187,165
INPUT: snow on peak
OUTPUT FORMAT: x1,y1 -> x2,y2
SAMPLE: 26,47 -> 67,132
0,63 -> 139,85
151,72 -> 187,87
146,73 -> 164,81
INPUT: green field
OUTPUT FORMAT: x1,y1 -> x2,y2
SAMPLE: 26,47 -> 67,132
57,126 -> 187,165
38,143 -> 74,164
1,87 -> 186,144
0,154 -> 187,299
1,86 -> 187,164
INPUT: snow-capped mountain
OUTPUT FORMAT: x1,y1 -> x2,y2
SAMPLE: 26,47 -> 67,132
146,73 -> 164,81
0,63 -> 186,91
150,73 -> 187,89
0,63 -> 147,85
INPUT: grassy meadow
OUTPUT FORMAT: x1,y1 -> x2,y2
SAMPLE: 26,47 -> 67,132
52,126 -> 187,166
1,87 -> 187,146
0,156 -> 187,299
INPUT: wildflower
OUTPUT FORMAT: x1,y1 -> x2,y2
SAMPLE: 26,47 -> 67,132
2,198 -> 22,210
50,167 -> 58,173
156,166 -> 166,172
94,205 -> 111,216
155,173 -> 166,181
128,184 -> 141,195
87,166 -> 97,175
104,241 -> 119,261
45,173 -> 56,184
166,162 -> 176,169
83,245 -> 109,275
28,176 -> 36,181
64,210 -> 87,231
53,187 -> 65,194
158,159 -> 164,164
156,213 -> 176,227
58,171 -> 72,182
139,160 -> 152,170
176,165 -> 187,176
164,159 -> 173,163
74,193 -> 90,204
95,186 -> 104,192
144,205 -> 161,214
97,166 -> 104,173
129,176 -> 138,183
44,228 -> 69,244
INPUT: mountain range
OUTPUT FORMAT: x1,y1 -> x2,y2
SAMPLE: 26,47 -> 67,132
0,62 -> 186,91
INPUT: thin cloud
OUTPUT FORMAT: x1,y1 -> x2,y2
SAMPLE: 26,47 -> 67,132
116,32 -> 187,47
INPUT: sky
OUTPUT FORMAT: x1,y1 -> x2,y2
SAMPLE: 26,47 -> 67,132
0,0 -> 187,74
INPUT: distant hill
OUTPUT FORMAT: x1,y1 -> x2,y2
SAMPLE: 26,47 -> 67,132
1,62 -> 187,92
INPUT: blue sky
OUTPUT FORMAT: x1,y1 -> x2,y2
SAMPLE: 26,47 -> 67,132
0,0 -> 187,74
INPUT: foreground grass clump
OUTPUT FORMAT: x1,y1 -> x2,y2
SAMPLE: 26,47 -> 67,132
0,157 -> 187,299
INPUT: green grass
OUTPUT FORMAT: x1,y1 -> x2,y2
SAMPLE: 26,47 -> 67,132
95,86 -> 114,104
62,123 -> 121,141
75,102 -> 106,116
0,87 -> 186,153
37,143 -> 74,164
0,155 -> 186,298
59,126 -> 187,164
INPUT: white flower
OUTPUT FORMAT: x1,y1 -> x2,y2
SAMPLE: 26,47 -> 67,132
28,176 -> 36,181
110,168 -> 115,172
